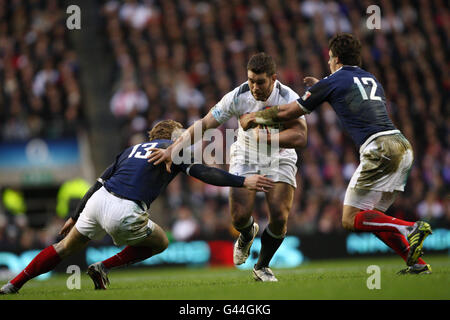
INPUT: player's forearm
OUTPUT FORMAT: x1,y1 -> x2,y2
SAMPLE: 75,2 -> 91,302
187,164 -> 245,187
269,129 -> 307,148
253,101 -> 305,124
279,101 -> 306,120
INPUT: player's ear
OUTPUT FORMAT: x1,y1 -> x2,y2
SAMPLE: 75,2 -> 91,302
334,55 -> 341,65
271,74 -> 277,82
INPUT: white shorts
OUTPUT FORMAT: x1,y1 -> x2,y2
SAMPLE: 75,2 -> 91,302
229,156 -> 298,188
343,188 -> 399,212
228,136 -> 299,188
75,186 -> 154,246
348,132 -> 413,192
344,132 -> 413,211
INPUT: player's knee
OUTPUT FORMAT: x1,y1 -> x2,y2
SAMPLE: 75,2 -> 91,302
152,230 -> 169,254
148,240 -> 168,256
342,206 -> 359,231
157,236 -> 169,254
269,211 -> 288,234
341,215 -> 355,231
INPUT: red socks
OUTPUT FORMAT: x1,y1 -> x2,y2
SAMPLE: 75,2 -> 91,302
9,245 -> 154,290
354,210 -> 415,237
355,210 -> 426,265
102,246 -> 153,270
375,231 -> 426,265
10,245 -> 62,289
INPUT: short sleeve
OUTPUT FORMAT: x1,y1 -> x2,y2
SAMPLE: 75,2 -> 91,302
297,77 -> 333,113
210,88 -> 238,124
286,88 -> 300,102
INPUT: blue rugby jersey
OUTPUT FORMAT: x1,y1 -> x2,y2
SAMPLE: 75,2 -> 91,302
103,139 -> 183,208
296,66 -> 397,147
70,139 -> 246,221
101,139 -> 245,209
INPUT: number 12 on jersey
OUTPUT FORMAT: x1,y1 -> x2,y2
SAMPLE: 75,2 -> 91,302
353,77 -> 382,101
128,142 -> 158,159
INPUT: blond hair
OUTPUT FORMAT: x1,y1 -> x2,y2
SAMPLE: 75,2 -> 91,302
148,120 -> 183,141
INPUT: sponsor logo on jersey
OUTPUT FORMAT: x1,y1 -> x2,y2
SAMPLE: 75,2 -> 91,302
301,91 -> 311,101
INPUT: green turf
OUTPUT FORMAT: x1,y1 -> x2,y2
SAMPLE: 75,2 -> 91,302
1,254 -> 448,300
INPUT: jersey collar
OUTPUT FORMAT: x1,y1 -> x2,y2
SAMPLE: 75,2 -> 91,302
331,65 -> 359,75
264,79 -> 280,104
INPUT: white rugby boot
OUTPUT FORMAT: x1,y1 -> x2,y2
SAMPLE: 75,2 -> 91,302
233,222 -> 259,265
87,262 -> 110,290
0,282 -> 19,295
252,266 -> 278,282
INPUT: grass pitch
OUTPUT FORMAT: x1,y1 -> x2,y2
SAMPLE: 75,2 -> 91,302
1,254 -> 448,300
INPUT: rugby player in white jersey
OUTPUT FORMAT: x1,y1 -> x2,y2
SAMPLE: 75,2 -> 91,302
148,53 -> 307,281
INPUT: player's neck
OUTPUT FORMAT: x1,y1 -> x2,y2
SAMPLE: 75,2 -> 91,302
332,64 -> 344,74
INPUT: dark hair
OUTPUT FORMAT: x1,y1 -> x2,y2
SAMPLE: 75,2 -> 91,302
247,52 -> 276,76
148,120 -> 183,140
328,33 -> 362,66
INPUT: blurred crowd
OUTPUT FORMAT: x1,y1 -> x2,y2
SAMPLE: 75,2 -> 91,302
0,0 -> 85,142
0,0 -> 84,251
0,0 -> 449,251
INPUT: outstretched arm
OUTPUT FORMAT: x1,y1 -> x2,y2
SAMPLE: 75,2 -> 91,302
147,112 -> 220,172
240,76 -> 323,130
183,164 -> 275,192
240,101 -> 306,130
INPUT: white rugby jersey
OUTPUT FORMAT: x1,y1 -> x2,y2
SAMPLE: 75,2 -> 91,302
210,80 -> 305,166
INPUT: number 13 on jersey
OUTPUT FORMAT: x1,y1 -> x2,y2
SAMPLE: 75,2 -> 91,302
128,142 -> 158,159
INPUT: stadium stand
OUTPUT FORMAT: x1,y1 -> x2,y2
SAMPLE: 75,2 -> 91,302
0,0 -> 86,141
0,0 -> 87,250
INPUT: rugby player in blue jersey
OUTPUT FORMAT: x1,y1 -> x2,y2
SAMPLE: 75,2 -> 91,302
0,120 -> 274,294
240,34 -> 432,274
